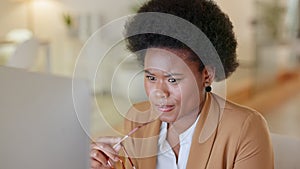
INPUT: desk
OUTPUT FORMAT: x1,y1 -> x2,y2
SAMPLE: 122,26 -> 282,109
0,39 -> 51,72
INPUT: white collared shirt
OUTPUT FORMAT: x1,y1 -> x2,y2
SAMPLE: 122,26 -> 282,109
156,115 -> 200,169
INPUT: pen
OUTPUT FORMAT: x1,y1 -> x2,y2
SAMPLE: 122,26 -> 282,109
112,122 -> 150,149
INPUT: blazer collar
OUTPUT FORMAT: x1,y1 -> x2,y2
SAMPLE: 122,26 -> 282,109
131,93 -> 224,169
186,93 -> 225,168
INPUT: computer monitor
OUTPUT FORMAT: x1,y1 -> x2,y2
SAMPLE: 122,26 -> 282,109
0,66 -> 91,169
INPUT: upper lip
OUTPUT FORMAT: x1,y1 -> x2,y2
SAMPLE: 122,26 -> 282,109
155,104 -> 174,108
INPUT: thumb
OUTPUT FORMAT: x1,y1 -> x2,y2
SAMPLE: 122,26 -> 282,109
95,136 -> 122,151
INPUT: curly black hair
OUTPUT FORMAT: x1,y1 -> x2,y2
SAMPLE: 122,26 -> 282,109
124,0 -> 239,81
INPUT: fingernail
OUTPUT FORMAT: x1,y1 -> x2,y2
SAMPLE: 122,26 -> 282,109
107,160 -> 113,167
113,156 -> 119,162
91,152 -> 97,158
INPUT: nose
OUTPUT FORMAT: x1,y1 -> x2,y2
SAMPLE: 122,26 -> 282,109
149,89 -> 168,106
149,82 -> 169,106
154,81 -> 169,98
153,89 -> 167,99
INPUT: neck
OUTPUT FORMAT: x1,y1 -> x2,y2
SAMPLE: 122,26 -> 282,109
166,93 -> 207,146
169,93 -> 206,134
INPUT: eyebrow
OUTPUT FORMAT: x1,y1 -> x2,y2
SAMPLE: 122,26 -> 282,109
144,70 -> 184,77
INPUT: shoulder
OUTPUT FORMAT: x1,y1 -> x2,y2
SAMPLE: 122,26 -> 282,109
214,96 -> 274,166
124,101 -> 155,129
212,93 -> 267,126
126,101 -> 151,121
211,93 -> 269,138
131,101 -> 151,112
213,94 -> 272,151
211,94 -> 273,158
225,100 -> 269,136
124,101 -> 161,142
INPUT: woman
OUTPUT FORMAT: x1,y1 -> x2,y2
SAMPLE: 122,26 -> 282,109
90,0 -> 274,168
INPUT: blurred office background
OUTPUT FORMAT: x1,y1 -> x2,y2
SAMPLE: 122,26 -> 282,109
0,0 -> 299,140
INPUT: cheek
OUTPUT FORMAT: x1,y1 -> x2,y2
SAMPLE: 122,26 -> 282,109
177,83 -> 201,104
144,80 -> 151,97
171,87 -> 182,101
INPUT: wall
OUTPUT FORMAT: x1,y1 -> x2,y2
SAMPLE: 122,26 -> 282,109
214,0 -> 257,97
0,0 -> 136,74
0,1 -> 27,38
217,0 -> 256,63
0,0 -> 259,90
0,0 -> 136,37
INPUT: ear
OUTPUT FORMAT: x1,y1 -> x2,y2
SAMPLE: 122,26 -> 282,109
202,66 -> 215,87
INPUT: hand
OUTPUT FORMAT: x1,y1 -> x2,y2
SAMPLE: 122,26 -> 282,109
90,137 -> 122,169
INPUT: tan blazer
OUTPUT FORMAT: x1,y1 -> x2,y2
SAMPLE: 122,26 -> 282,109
121,93 -> 274,169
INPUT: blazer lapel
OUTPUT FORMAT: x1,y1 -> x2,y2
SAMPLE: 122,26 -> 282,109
138,118 -> 161,168
125,93 -> 225,169
124,102 -> 161,169
186,93 -> 224,168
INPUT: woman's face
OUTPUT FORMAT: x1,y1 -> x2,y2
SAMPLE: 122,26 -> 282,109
144,48 -> 207,123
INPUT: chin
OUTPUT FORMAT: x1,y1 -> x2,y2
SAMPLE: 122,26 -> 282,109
159,115 -> 177,123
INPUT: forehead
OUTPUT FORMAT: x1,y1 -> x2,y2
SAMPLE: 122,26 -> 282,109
144,48 -> 194,73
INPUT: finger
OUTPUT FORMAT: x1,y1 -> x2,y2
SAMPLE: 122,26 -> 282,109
90,159 -> 111,169
90,158 -> 101,169
93,137 -> 122,152
90,142 -> 97,149
92,143 -> 120,162
91,149 -> 115,167
107,159 -> 114,168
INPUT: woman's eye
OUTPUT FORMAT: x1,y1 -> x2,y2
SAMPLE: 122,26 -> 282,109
146,75 -> 156,81
168,78 -> 177,84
